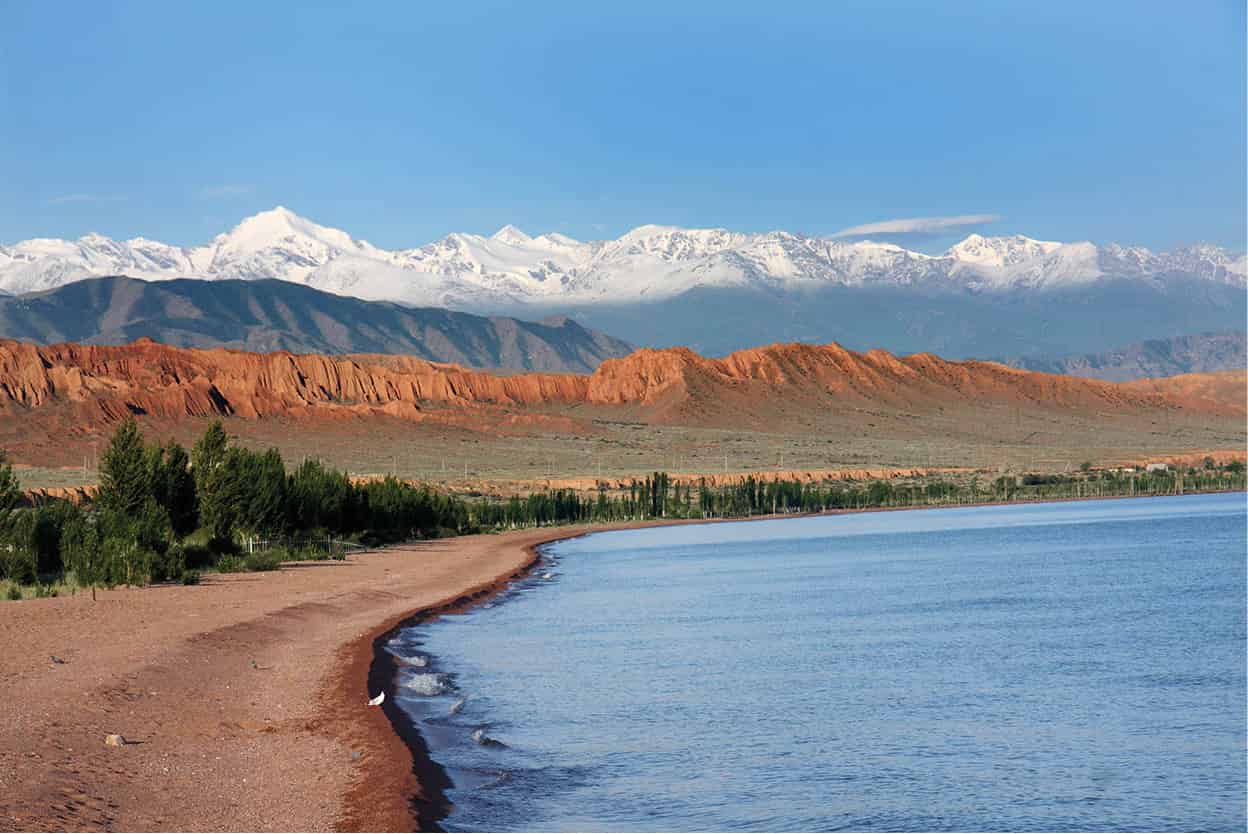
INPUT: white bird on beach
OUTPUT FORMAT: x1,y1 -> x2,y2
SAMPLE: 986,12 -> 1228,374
367,692 -> 385,706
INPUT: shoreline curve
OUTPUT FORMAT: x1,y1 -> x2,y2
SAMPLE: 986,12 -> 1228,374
0,492 -> 1238,832
346,490 -> 1246,831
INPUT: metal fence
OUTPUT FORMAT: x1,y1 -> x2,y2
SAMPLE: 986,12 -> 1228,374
243,535 -> 369,559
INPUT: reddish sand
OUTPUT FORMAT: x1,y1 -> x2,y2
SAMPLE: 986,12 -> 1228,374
0,527 -> 582,832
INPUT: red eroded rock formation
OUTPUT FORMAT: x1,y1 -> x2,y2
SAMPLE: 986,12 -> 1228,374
0,338 -> 589,423
0,337 -> 1239,432
1121,370 -> 1248,417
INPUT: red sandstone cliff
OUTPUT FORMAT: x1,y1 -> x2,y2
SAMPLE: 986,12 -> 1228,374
0,338 -> 1239,433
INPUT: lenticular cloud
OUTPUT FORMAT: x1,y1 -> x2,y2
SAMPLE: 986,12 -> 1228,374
831,214 -> 1002,239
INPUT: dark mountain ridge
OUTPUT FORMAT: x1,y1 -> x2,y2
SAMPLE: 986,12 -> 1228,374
999,331 -> 1246,382
540,276 -> 1247,360
0,276 -> 634,373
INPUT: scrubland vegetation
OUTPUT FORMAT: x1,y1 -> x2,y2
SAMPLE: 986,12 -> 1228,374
0,418 -> 1242,598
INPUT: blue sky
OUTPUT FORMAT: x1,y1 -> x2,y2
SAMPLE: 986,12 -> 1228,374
2,0 -> 1244,252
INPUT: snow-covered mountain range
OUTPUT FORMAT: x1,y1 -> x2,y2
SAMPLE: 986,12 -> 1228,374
2,207 -> 1244,306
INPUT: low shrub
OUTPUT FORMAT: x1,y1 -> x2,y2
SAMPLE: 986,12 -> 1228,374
282,543 -> 328,562
180,569 -> 201,585
181,543 -> 217,570
5,584 -> 22,601
214,554 -> 244,574
243,550 -> 283,572
150,545 -> 185,584
182,528 -> 236,561
0,546 -> 36,586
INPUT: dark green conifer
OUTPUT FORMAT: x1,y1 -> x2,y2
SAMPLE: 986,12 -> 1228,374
97,417 -> 151,517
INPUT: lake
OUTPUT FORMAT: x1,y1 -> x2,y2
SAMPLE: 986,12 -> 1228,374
388,494 -> 1247,831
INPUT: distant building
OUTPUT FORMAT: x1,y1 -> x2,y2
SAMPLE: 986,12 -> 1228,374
1145,462 -> 1170,473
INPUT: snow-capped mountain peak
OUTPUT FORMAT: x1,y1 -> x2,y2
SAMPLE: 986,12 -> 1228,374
603,224 -> 748,261
212,205 -> 366,255
1,208 -> 1243,305
946,233 -> 1063,268
490,224 -> 532,245
192,206 -> 380,283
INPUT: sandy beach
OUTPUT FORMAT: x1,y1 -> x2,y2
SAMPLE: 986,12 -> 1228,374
2,493 -> 1242,832
0,526 -> 584,832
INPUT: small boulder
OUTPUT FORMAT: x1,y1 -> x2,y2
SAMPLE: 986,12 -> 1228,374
104,734 -> 126,748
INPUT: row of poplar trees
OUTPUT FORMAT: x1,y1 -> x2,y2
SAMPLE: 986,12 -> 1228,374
0,417 -> 472,592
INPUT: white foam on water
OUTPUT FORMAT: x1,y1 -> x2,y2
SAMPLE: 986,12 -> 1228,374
401,672 -> 453,696
392,652 -> 429,667
471,728 -> 505,747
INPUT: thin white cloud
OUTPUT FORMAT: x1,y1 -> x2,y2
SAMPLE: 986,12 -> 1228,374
46,193 -> 125,205
199,184 -> 254,199
831,213 -> 1002,239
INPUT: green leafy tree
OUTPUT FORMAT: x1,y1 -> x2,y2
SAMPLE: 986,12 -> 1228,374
192,422 -> 237,543
0,511 -> 36,584
191,421 -> 229,494
149,441 -> 196,536
61,512 -> 104,600
0,451 -> 21,532
97,417 -> 151,517
241,448 -> 288,535
289,458 -> 354,533
198,448 -> 245,543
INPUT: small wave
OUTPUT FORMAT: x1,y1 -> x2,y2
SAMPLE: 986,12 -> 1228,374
449,696 -> 469,715
390,651 -> 429,668
401,672 -> 454,696
471,728 -> 507,748
483,770 -> 514,789
1135,671 -> 1232,689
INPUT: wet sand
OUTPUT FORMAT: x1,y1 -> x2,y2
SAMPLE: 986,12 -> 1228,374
0,528 -> 584,832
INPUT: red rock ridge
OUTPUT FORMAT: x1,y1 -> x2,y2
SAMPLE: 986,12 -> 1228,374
0,338 -> 1239,430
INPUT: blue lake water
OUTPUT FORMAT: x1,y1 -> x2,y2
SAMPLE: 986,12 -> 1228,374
388,494 -> 1248,831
